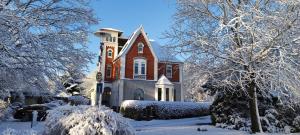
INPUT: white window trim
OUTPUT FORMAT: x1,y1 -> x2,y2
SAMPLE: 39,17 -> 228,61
133,58 -> 147,79
138,43 -> 144,54
166,64 -> 172,78
107,49 -> 113,58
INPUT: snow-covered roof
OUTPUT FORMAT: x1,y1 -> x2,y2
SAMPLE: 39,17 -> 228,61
100,28 -> 123,33
150,41 -> 182,63
156,75 -> 173,85
115,26 -> 142,59
115,26 -> 182,63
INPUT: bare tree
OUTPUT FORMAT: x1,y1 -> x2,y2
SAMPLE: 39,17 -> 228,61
166,0 -> 300,133
0,0 -> 97,97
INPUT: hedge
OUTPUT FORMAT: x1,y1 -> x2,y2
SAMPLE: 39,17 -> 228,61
120,100 -> 211,120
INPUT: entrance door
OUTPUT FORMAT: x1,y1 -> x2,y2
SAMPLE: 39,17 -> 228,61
102,87 -> 111,107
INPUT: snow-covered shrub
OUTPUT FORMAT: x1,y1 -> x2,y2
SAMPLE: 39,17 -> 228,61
68,95 -> 90,105
210,87 -> 300,133
44,105 -> 135,135
2,128 -> 37,135
120,100 -> 211,120
293,116 -> 300,132
0,99 -> 8,119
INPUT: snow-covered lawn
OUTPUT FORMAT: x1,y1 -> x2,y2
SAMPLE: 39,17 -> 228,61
130,116 -> 297,135
130,116 -> 248,135
0,116 -> 298,135
0,121 -> 44,134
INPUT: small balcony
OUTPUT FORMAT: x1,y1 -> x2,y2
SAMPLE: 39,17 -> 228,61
134,74 -> 146,80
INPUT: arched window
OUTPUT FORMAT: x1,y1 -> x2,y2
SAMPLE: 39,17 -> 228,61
138,43 -> 144,53
134,89 -> 144,100
107,49 -> 113,58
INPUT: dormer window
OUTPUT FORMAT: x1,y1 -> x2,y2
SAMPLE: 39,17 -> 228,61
138,43 -> 144,53
107,49 -> 113,58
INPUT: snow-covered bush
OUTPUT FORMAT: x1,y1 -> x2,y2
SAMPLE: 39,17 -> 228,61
120,100 -> 211,120
293,116 -> 300,132
0,99 -> 8,119
44,105 -> 135,135
210,87 -> 300,133
2,128 -> 37,135
68,95 -> 90,105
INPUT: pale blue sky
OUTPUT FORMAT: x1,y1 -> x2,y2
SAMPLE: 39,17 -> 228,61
87,0 -> 177,72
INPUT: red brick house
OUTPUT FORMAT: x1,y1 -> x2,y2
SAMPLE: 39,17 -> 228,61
94,26 -> 183,107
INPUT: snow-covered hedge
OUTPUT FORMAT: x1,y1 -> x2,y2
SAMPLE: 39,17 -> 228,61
44,105 -> 135,135
120,100 -> 211,120
68,95 -> 90,105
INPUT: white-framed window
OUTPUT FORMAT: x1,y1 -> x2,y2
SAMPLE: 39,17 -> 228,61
113,37 -> 116,42
133,58 -> 147,79
138,43 -> 144,53
166,64 -> 172,78
106,64 -> 112,78
107,49 -> 113,58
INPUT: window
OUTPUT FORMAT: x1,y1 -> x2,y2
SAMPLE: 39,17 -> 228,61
134,63 -> 139,74
138,43 -> 144,53
166,65 -> 172,78
109,37 -> 112,42
141,62 -> 145,75
106,36 -> 109,41
166,88 -> 169,101
158,88 -> 162,101
133,58 -> 146,79
106,64 -> 112,78
113,37 -> 116,42
134,89 -> 144,100
107,49 -> 113,58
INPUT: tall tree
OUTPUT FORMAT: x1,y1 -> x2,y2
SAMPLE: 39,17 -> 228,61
166,0 -> 300,133
0,0 -> 97,97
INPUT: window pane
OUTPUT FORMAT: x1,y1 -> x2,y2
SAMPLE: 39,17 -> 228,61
106,65 -> 112,78
134,63 -> 139,74
166,65 -> 172,77
113,37 -> 116,42
141,63 -> 145,74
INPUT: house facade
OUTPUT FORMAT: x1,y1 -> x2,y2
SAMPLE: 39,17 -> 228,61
93,26 -> 184,108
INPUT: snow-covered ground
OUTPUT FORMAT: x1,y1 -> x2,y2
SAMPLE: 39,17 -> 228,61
0,116 -> 297,135
130,116 -> 297,135
0,121 -> 44,134
129,116 -> 248,135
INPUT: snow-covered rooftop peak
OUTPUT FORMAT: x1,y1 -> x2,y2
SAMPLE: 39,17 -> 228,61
100,28 -> 123,33
156,75 -> 173,85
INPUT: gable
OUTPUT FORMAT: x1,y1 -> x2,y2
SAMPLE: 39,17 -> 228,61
115,26 -> 157,61
125,33 -> 155,80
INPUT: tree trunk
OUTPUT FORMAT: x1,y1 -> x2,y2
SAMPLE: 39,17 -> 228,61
248,80 -> 262,133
